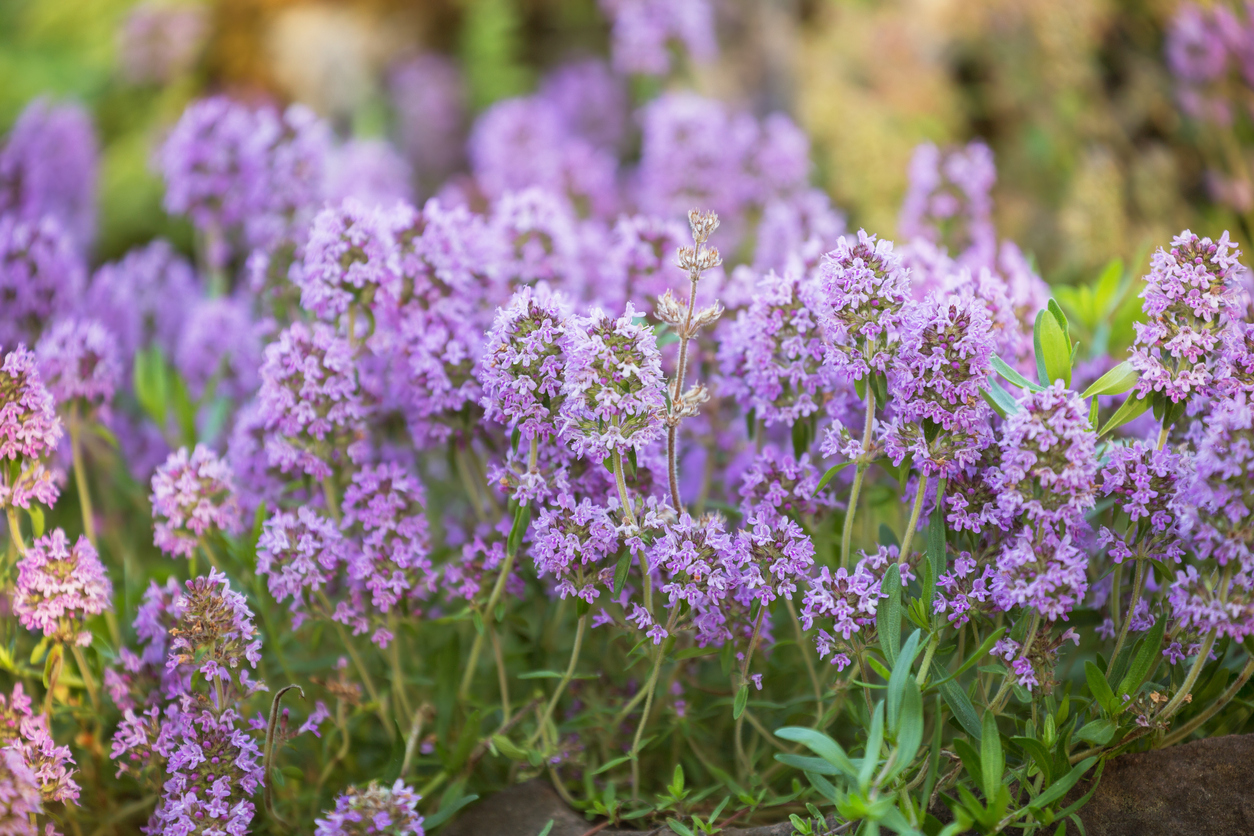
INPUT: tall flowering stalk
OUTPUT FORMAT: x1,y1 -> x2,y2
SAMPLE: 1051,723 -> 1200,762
656,209 -> 723,510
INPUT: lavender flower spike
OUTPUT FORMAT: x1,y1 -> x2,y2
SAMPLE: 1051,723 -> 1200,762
480,287 -> 569,444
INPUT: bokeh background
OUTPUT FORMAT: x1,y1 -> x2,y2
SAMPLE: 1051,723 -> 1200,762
0,0 -> 1241,282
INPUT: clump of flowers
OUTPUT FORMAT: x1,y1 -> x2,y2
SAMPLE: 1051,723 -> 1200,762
0,344 -> 62,509
315,780 -> 425,836
532,492 -> 620,603
257,506 -> 349,627
480,287 -> 569,444
599,0 -> 717,77
13,528 -> 111,646
0,213 -> 84,347
819,230 -> 912,383
1130,230 -> 1243,407
560,304 -> 666,457
1180,393 -> 1254,567
737,448 -> 833,520
300,198 -> 401,322
150,445 -> 244,559
1098,441 -> 1187,564
1,683 -> 81,806
35,318 -> 121,411
898,141 -> 997,262
800,546 -> 901,670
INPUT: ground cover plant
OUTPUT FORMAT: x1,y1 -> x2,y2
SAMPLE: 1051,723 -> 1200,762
2,2 -> 1254,835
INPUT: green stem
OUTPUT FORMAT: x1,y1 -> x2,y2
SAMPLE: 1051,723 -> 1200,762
785,597 -> 823,723
318,591 -> 392,739
68,407 -> 97,547
6,509 -> 27,556
321,478 -> 341,524
458,546 -> 518,700
612,447 -> 650,610
1156,420 -> 1170,451
916,634 -> 940,687
628,608 -> 680,800
734,608 -> 768,776
1110,559 -> 1146,665
897,474 -> 928,563
840,387 -> 876,571
70,643 -> 100,714
1157,631 -> 1218,724
528,615 -> 588,747
1161,654 -> 1254,747
490,626 -> 510,723
388,617 -> 414,721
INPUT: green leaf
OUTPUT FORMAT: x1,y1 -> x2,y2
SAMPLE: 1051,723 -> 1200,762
170,372 -> 197,447
1084,661 -> 1118,715
1011,736 -> 1054,785
931,627 -> 1006,690
733,684 -> 749,719
877,563 -> 902,669
1029,757 -> 1098,812
43,643 -> 63,690
423,793 -> 480,831
1099,393 -> 1150,437
952,739 -> 983,790
592,755 -> 633,775
980,712 -> 1003,802
491,734 -> 529,761
1075,718 -> 1116,746
926,501 -> 947,598
889,679 -> 925,783
26,505 -> 44,539
613,551 -> 632,596
858,702 -> 885,791
517,670 -> 599,680
939,679 -> 982,741
1035,305 -> 1072,388
775,727 -> 858,778
816,460 -> 854,493
982,379 -> 1021,418
506,501 -> 532,557
1080,360 -> 1138,399
667,819 -> 695,836
991,356 -> 1045,392
536,820 -> 555,836
673,646 -> 718,661
888,629 -> 922,730
1117,615 -> 1167,698
133,346 -> 169,428
773,753 -> 839,776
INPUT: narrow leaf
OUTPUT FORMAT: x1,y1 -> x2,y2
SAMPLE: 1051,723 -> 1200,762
1099,393 -> 1150,437
1117,616 -> 1167,698
939,679 -> 982,741
775,727 -> 858,778
931,626 -> 1007,690
1080,360 -> 1138,399
980,712 -> 1003,802
816,460 -> 854,493
991,356 -> 1045,392
981,379 -> 1021,418
877,563 -> 902,669
733,684 -> 749,719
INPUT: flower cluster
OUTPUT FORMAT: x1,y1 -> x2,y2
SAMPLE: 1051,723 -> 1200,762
479,287 -> 569,443
315,780 -> 425,836
0,345 -> 62,509
737,448 -> 833,520
1098,441 -> 1187,564
819,230 -> 911,382
1130,230 -> 1243,405
13,529 -> 112,646
0,213 -> 84,348
35,318 -> 121,411
257,506 -> 348,626
299,199 -> 401,321
1,683 -> 81,805
1180,393 -> 1254,568
800,546 -> 903,670
599,0 -> 717,76
532,493 -> 620,603
150,445 -> 244,559
898,141 -> 997,262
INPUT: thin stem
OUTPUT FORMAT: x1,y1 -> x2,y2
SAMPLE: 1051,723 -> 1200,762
916,633 -> 940,687
68,407 -> 97,547
1110,559 -> 1147,665
388,618 -> 414,721
318,591 -> 392,738
1109,563 -> 1124,636
666,273 -> 702,510
70,644 -> 100,714
528,615 -> 587,747
320,478 -> 341,524
458,546 -> 518,700
1161,654 -> 1254,747
628,608 -> 680,799
6,509 -> 27,556
527,436 -> 539,473
612,447 -> 650,611
453,445 -> 488,525
735,608 -> 768,776
490,626 -> 510,723
1156,420 -> 1170,451
897,474 -> 928,563
840,387 -> 876,571
1157,631 -> 1218,724
400,704 -> 429,778
785,597 -> 823,723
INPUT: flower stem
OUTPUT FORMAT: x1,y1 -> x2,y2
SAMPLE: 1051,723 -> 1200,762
1156,420 -> 1170,451
1157,631 -> 1218,724
6,508 -> 27,556
612,447 -> 650,611
898,474 -> 928,563
915,633 -> 940,687
1161,653 -> 1254,747
666,273 -> 702,510
70,643 -> 100,714
1110,559 -> 1146,665
785,597 -> 823,723
458,545 -> 518,701
628,608 -> 680,799
990,611 -> 1040,714
735,608 -> 767,775
68,406 -> 97,547
318,591 -> 392,739
388,616 -> 414,721
490,626 -> 510,723
320,478 -> 341,524
840,388 -> 876,571
528,614 -> 587,747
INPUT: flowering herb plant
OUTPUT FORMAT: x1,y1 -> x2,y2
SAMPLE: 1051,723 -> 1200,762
2,6 -> 1254,835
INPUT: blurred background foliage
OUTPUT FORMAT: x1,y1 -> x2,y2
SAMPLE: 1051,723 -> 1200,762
0,0 -> 1235,284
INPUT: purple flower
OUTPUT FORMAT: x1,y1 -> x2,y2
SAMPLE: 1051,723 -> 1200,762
389,54 -> 466,194
716,271 -> 838,427
1,683 -> 80,806
300,199 -> 402,321
257,506 -> 348,627
533,492 -> 621,602
599,214 -> 688,311
731,513 -> 816,605
0,213 -> 85,348
899,141 -> 996,263
151,445 -> 243,559
560,305 -> 666,457
882,293 -> 996,477
0,747 -> 42,830
117,1 -> 208,84
469,97 -> 618,217
539,59 -> 629,150
490,188 -> 582,294
85,239 -> 200,368
934,552 -> 995,627
1098,441 -> 1186,564
819,230 -> 912,382
991,527 -> 1088,621
341,463 -> 433,625
258,322 -> 366,480
174,295 -> 263,400
1130,230 -> 1244,405
800,547 -> 895,644
0,98 -> 99,248
1,345 -> 63,464
990,382 -> 1097,537
599,0 -> 717,76
738,448 -> 834,520
14,529 -> 112,646
35,318 -> 121,410
753,188 -> 847,276
1180,392 -> 1254,567
1167,4 -> 1230,84
326,139 -> 414,209
1167,562 -> 1254,640
168,569 -> 263,679
315,780 -> 425,836
480,287 -> 569,442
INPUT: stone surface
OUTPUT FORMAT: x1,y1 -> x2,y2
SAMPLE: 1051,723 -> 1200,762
442,734 -> 1254,836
